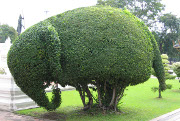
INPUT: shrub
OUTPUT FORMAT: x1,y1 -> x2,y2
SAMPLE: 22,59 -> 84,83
0,67 -> 6,74
152,54 -> 176,80
172,62 -> 180,77
7,22 -> 62,111
151,54 -> 175,98
7,6 -> 165,111
162,54 -> 176,80
151,84 -> 172,93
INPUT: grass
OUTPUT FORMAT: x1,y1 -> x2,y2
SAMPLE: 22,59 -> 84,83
16,78 -> 180,121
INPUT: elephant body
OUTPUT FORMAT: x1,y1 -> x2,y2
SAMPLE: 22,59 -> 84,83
7,6 -> 165,110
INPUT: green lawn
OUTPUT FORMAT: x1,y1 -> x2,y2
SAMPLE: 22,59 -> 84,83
16,78 -> 180,121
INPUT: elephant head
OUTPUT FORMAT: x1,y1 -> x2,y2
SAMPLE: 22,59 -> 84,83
8,21 -> 62,111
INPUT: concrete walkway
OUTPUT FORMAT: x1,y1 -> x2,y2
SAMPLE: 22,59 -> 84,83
0,110 -> 54,121
150,108 -> 180,121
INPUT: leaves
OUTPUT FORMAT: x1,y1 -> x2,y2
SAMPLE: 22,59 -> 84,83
0,24 -> 18,43
7,6 -> 165,111
97,0 -> 165,27
172,62 -> 180,77
7,21 -> 62,111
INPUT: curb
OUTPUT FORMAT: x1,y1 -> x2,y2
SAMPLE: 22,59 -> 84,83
150,108 -> 180,121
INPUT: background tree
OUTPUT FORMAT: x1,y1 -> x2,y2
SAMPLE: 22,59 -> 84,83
0,24 -> 18,43
97,0 -> 180,61
152,13 -> 180,61
97,0 -> 165,27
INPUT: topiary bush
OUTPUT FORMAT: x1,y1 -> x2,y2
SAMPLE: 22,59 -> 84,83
172,62 -> 180,77
152,54 -> 176,80
161,54 -> 176,80
7,6 -> 165,111
151,54 -> 175,98
8,21 -> 62,111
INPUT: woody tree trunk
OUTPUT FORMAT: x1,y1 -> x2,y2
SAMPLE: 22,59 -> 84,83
95,80 -> 126,111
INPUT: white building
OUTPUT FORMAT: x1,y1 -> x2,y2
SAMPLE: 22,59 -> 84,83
0,38 -> 37,111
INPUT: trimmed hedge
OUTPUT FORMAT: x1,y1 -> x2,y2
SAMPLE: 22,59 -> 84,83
8,21 -> 62,111
152,54 -> 176,80
8,6 -> 165,111
173,62 -> 180,77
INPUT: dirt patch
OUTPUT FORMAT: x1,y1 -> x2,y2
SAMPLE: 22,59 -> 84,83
40,112 -> 66,121
74,106 -> 124,116
154,97 -> 164,100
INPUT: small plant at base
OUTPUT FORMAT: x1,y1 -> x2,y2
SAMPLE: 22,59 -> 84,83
0,67 -> 6,75
151,84 -> 172,93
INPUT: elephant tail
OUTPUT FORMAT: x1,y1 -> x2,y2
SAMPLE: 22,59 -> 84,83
151,35 -> 166,91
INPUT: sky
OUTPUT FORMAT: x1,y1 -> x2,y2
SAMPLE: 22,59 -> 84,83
0,0 -> 97,30
0,0 -> 180,31
161,0 -> 180,16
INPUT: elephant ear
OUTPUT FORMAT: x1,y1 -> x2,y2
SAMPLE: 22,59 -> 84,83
7,21 -> 62,111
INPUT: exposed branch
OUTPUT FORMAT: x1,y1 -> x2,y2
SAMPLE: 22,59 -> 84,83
104,80 -> 106,93
86,87 -> 93,108
96,80 -> 102,107
114,87 -> 125,111
77,85 -> 86,107
109,87 -> 116,107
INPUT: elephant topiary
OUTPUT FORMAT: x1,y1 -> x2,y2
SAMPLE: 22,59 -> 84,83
8,6 -> 166,111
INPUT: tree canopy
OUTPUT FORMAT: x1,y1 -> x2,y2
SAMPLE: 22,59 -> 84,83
0,24 -> 18,43
152,13 -> 180,61
97,0 -> 165,27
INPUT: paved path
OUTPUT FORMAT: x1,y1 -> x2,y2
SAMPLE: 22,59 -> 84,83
150,108 -> 180,121
0,110 -> 54,121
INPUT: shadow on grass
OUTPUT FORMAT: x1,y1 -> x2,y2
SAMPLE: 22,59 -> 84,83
40,111 -> 66,121
29,105 -> 127,121
172,89 -> 180,93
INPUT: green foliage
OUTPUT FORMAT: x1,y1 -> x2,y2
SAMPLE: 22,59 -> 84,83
166,84 -> 173,89
152,13 -> 180,59
50,88 -> 62,110
52,5 -> 164,85
97,0 -> 165,27
7,21 -> 62,111
151,54 -> 175,98
7,6 -> 165,111
152,54 -> 176,80
151,86 -> 159,93
161,54 -> 176,80
0,24 -> 18,43
151,84 -> 172,93
172,62 -> 180,77
0,67 -> 6,74
159,13 -> 180,34
16,79 -> 180,121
